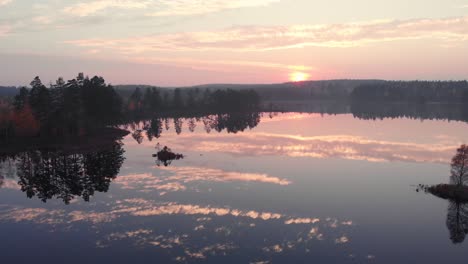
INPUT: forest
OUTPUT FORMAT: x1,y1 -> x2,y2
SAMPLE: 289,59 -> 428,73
0,73 -> 261,141
350,81 -> 468,103
2,76 -> 468,141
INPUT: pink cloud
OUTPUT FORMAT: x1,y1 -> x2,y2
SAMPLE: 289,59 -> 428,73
65,16 -> 468,53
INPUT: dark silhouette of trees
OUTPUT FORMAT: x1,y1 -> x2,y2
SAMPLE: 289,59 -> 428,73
125,112 -> 261,144
128,87 -> 143,113
82,76 -> 122,125
13,103 -> 39,137
188,118 -> 196,132
153,145 -> 184,167
425,145 -> 468,244
350,101 -> 468,123
13,87 -> 29,110
1,74 -> 262,141
446,200 -> 468,244
172,88 -> 184,110
351,81 -> 468,103
14,141 -> 125,204
0,110 -> 14,141
28,76 -> 51,129
174,118 -> 183,135
131,129 -> 144,144
5,73 -> 123,139
123,87 -> 261,117
450,145 -> 468,187
145,118 -> 163,141
143,87 -> 162,112
208,89 -> 260,112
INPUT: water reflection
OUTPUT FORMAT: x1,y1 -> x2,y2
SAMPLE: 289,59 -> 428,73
0,197 -> 357,262
0,135 -> 125,204
270,100 -> 468,123
447,201 -> 468,244
124,112 -> 261,144
153,145 -> 184,167
115,165 -> 290,196
351,102 -> 468,123
123,111 -> 466,165
2,111 -> 468,262
422,145 -> 468,244
133,131 -> 456,164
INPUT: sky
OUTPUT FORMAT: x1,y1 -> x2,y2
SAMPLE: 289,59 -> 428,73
0,0 -> 468,86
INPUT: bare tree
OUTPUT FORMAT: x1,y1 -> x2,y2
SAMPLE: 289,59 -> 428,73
450,144 -> 468,186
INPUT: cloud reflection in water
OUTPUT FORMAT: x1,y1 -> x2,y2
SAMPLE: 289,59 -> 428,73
0,196 -> 359,262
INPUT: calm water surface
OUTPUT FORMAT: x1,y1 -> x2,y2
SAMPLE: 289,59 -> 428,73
1,113 -> 468,263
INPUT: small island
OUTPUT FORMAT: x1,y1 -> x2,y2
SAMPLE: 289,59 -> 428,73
426,184 -> 468,202
425,144 -> 468,201
153,145 -> 184,167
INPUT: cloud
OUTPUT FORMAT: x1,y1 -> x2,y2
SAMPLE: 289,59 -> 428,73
0,25 -> 11,37
63,0 -> 151,17
114,166 -> 290,195
127,57 -> 314,73
122,114 -> 460,164
32,16 -> 53,25
146,0 -> 280,17
0,0 -> 12,7
65,16 -> 468,52
285,218 -> 320,225
0,198 -> 355,259
159,166 -> 291,186
131,129 -> 456,164
0,178 -> 18,189
335,236 -> 349,244
63,0 -> 278,17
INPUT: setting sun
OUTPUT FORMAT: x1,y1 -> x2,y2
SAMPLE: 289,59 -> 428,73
289,72 -> 310,82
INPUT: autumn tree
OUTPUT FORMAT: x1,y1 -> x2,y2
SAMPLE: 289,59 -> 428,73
13,103 -> 40,137
450,144 -> 468,187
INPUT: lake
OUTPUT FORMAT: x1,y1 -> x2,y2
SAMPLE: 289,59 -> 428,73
1,112 -> 468,263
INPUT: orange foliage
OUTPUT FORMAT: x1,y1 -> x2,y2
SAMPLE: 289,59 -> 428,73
0,112 -> 13,126
128,101 -> 136,111
13,104 -> 40,136
0,112 -> 14,139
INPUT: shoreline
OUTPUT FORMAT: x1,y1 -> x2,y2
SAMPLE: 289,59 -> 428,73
425,184 -> 468,203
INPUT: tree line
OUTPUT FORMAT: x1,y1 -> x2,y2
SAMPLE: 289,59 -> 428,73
351,81 -> 468,103
0,73 -> 261,140
125,86 -> 260,118
1,73 -> 122,139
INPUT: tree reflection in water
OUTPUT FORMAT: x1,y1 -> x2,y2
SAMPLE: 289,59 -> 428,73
124,111 -> 261,144
446,200 -> 468,244
1,139 -> 125,204
424,145 -> 468,244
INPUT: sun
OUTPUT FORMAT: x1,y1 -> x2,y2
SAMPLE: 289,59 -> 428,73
289,72 -> 309,82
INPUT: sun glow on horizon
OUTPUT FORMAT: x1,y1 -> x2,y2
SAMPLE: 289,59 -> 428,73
289,72 -> 310,82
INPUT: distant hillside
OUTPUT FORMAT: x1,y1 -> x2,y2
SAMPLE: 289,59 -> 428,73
351,80 -> 468,103
6,79 -> 467,103
0,86 -> 18,98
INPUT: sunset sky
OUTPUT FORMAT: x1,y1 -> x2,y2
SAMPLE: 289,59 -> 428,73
1,0 -> 468,86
